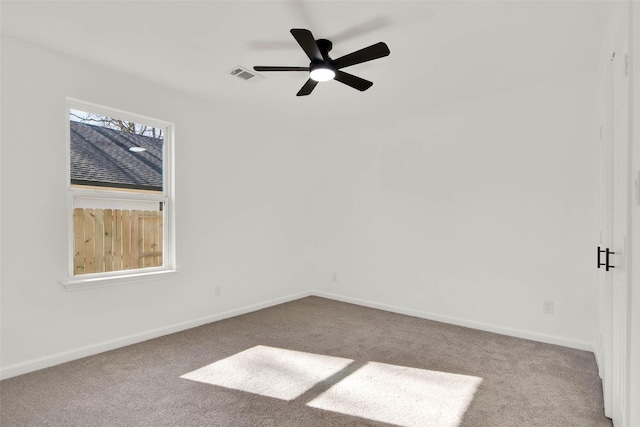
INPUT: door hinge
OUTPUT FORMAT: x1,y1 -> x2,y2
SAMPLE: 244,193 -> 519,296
625,54 -> 629,77
635,171 -> 640,205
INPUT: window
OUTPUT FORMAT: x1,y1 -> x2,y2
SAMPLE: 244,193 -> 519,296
65,98 -> 175,290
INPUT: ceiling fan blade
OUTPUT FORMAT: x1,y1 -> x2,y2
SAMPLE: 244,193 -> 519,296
332,42 -> 390,69
290,29 -> 323,62
334,70 -> 373,91
253,66 -> 310,72
296,79 -> 318,96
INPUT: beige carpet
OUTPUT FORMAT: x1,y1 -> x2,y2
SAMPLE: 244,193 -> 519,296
0,296 -> 612,426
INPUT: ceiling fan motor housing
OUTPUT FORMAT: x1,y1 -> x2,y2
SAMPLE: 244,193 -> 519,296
316,39 -> 333,59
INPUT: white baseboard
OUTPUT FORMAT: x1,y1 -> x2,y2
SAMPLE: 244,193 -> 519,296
594,345 -> 604,379
1,289 -> 595,380
310,290 -> 595,353
0,291 -> 312,380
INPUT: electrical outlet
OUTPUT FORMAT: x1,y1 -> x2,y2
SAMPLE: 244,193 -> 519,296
215,286 -> 222,298
543,300 -> 554,315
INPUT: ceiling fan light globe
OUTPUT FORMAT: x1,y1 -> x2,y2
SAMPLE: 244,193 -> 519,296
309,67 -> 335,82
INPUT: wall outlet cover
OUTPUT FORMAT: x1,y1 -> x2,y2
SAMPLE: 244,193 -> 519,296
543,300 -> 554,315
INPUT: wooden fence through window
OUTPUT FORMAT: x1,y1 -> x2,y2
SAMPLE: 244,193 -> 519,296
73,208 -> 163,275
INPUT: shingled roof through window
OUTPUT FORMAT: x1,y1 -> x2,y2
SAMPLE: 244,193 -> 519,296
70,121 -> 163,191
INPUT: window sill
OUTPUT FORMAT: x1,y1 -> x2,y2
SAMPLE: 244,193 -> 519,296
62,269 -> 178,291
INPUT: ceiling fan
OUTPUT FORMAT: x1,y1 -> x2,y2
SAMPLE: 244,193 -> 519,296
254,28 -> 390,96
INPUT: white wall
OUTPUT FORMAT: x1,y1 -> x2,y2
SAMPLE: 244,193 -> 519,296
0,36 -> 315,377
1,33 -> 603,378
310,72 -> 600,350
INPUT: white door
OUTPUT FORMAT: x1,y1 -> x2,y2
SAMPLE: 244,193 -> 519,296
610,20 -> 630,427
600,12 -> 630,426
599,55 -> 613,418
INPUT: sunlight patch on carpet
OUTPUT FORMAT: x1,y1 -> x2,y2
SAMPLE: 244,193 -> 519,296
180,345 -> 353,401
306,361 -> 483,427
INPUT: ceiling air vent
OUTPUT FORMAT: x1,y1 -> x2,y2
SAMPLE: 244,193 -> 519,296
228,66 -> 263,82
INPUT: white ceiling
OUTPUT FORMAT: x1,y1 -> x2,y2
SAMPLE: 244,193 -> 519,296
1,1 -> 610,126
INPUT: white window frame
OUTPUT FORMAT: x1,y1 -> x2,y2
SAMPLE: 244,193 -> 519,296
63,98 -> 176,291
